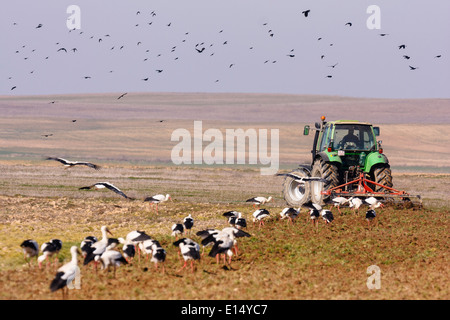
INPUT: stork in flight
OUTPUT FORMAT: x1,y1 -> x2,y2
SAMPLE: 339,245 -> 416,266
46,157 -> 100,170
79,182 -> 133,200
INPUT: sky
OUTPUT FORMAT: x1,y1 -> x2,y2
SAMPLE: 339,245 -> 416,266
1,0 -> 449,99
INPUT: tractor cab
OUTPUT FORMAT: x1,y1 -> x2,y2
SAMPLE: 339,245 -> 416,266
330,123 -> 378,151
305,119 -> 382,173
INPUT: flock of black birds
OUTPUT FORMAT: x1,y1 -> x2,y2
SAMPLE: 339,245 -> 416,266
5,7 -> 444,96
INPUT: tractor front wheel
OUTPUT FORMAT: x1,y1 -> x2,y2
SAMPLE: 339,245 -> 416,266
282,169 -> 311,207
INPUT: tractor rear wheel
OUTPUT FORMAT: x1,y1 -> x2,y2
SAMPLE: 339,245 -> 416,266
310,159 -> 340,205
282,169 -> 311,207
371,165 -> 393,192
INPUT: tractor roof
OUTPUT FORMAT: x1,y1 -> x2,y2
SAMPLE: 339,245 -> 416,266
328,120 -> 373,126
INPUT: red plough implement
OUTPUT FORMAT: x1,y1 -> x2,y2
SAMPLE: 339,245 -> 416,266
321,173 -> 423,209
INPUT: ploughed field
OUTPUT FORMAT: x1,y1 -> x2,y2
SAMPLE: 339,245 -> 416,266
0,163 -> 448,300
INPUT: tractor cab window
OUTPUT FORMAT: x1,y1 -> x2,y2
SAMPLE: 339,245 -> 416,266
333,124 -> 375,150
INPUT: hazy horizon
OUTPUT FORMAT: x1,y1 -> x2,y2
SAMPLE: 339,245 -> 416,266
1,1 -> 449,99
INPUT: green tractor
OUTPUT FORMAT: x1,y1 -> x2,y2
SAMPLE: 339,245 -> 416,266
279,116 -> 421,208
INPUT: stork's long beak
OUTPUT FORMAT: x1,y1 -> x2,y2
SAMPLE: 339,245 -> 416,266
107,228 -> 113,236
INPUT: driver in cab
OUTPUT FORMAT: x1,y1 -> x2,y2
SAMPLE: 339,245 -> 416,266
341,128 -> 360,149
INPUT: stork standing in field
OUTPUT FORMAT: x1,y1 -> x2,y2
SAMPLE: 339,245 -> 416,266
246,196 -> 272,208
332,196 -> 350,214
20,239 -> 39,267
80,236 -> 97,258
83,226 -> 114,270
302,201 -> 322,229
150,242 -> 166,274
144,194 -> 171,213
235,212 -> 247,230
118,237 -> 136,263
365,197 -> 383,229
279,207 -> 300,225
348,197 -> 363,215
50,246 -> 81,299
223,211 -> 239,227
138,239 -> 158,262
206,232 -> 235,266
196,229 -> 221,256
98,244 -> 128,278
321,209 -> 334,225
125,230 -> 152,262
173,238 -> 201,273
199,228 -> 247,262
183,214 -> 194,236
38,239 -> 62,269
365,197 -> 384,210
252,208 -> 270,228
221,227 -> 251,257
46,157 -> 100,170
365,209 -> 377,229
171,223 -> 184,239
227,215 -> 237,227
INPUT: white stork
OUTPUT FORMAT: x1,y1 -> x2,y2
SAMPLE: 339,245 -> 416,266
220,227 -> 251,257
20,239 -> 39,267
79,182 -> 133,200
365,197 -> 384,210
223,211 -> 237,227
80,236 -> 98,258
171,223 -> 184,239
302,201 -> 322,228
365,209 -> 377,229
98,245 -> 128,278
279,207 -> 300,225
83,226 -> 113,269
206,232 -> 235,266
38,239 -> 62,269
118,237 -> 136,263
227,215 -> 237,227
223,211 -> 240,219
349,197 -> 364,215
125,230 -> 152,261
196,228 -> 221,256
126,230 -> 152,243
235,212 -> 247,229
276,172 -> 328,184
246,196 -> 272,208
332,196 -> 350,214
252,208 -> 270,228
144,194 -> 171,213
138,238 -> 161,262
183,214 -> 194,236
150,242 -> 166,274
173,238 -> 201,273
321,209 -> 334,224
46,157 -> 100,170
50,246 -> 81,299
